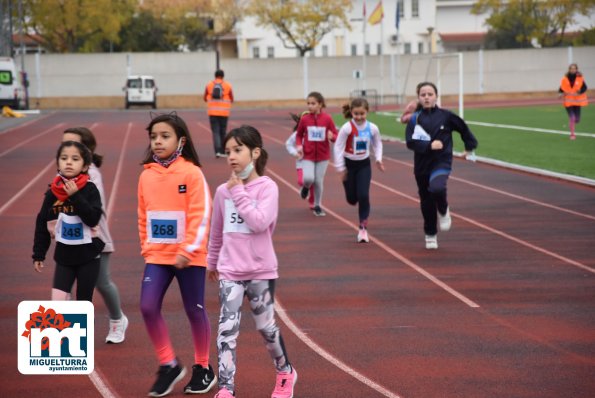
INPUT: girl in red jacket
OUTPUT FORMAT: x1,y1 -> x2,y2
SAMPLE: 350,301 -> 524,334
295,91 -> 338,216
138,113 -> 216,397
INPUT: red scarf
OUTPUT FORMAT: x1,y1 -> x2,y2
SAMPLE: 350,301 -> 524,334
50,173 -> 89,202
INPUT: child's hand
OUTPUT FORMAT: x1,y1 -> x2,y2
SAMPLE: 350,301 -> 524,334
207,270 -> 219,282
227,172 -> 242,190
63,180 -> 79,196
431,140 -> 443,150
376,161 -> 385,172
327,130 -> 335,141
174,254 -> 190,269
340,170 -> 348,182
296,146 -> 304,160
34,260 -> 44,273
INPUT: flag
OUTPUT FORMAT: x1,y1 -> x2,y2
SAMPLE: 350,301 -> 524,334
368,1 -> 384,25
396,2 -> 401,32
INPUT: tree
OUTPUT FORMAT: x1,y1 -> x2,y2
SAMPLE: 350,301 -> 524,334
22,0 -> 136,53
247,0 -> 352,57
472,0 -> 595,49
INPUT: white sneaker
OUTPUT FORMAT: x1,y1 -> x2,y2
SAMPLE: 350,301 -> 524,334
357,228 -> 369,243
438,207 -> 451,232
106,314 -> 128,344
425,235 -> 438,250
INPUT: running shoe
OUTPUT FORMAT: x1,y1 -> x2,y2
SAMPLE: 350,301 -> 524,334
425,235 -> 438,250
438,207 -> 451,232
357,228 -> 369,243
312,206 -> 326,216
271,366 -> 297,398
184,364 -> 217,394
149,362 -> 186,397
214,388 -> 235,398
105,314 -> 128,344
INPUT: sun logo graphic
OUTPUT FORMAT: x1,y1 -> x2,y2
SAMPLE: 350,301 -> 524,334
18,301 -> 94,374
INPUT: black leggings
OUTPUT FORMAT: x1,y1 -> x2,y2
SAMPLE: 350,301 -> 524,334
415,169 -> 450,235
342,157 -> 372,225
53,257 -> 101,301
564,106 -> 582,123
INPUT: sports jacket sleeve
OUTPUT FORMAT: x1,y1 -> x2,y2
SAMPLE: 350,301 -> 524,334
179,169 -> 211,258
448,113 -> 478,151
70,183 -> 103,228
334,123 -> 351,172
230,182 -> 278,234
137,175 -> 148,254
207,186 -> 225,270
32,190 -> 53,262
285,132 -> 298,156
370,122 -> 383,162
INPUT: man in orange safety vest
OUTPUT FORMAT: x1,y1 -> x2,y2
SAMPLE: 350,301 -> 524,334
204,69 -> 234,157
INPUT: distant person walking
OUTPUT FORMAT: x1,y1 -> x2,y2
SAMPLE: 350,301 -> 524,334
559,63 -> 588,140
204,69 -> 234,157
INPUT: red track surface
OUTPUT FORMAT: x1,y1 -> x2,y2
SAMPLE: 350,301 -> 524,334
1,109 -> 594,398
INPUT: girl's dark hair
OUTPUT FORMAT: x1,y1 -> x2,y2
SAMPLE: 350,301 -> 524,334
307,91 -> 326,108
142,113 -> 201,166
567,63 -> 579,77
416,81 -> 438,96
57,141 -> 93,170
342,97 -> 370,119
224,125 -> 268,176
63,127 -> 103,167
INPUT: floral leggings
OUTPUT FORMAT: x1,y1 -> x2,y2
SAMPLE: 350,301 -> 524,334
216,279 -> 290,393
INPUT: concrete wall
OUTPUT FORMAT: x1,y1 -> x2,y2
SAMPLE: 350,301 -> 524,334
22,46 -> 595,109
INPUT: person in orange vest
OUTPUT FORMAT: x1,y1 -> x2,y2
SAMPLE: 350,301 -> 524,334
204,69 -> 234,157
558,63 -> 588,140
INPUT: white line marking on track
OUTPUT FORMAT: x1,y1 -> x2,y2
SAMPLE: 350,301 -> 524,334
89,369 -> 119,398
275,300 -> 403,398
0,122 -> 65,158
0,160 -> 53,215
383,156 -> 595,221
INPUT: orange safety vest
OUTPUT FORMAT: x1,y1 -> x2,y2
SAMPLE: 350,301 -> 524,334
206,79 -> 233,117
560,75 -> 588,107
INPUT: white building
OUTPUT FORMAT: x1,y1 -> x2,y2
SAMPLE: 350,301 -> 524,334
230,0 -> 594,59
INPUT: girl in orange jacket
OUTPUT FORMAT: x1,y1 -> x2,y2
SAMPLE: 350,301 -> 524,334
138,113 -> 216,397
558,63 -> 588,140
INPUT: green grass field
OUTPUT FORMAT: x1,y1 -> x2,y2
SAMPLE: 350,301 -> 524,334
333,105 -> 595,180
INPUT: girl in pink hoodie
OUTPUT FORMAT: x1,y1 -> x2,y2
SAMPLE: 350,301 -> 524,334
208,125 -> 297,398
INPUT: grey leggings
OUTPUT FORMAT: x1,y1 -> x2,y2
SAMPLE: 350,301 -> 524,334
96,253 -> 123,320
216,279 -> 290,393
301,159 -> 329,207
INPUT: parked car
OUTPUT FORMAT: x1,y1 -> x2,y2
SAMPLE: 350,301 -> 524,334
123,75 -> 157,109
0,57 -> 28,110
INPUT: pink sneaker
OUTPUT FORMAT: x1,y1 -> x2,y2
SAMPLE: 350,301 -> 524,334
271,367 -> 297,398
357,228 -> 369,243
215,387 -> 235,398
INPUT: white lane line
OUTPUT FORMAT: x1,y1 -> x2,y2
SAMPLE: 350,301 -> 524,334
266,167 -> 480,308
466,121 -> 595,137
371,179 -> 595,275
0,122 -> 65,158
0,160 -> 54,215
89,368 -> 119,398
105,122 -> 132,220
275,299 -> 404,398
382,157 -> 595,221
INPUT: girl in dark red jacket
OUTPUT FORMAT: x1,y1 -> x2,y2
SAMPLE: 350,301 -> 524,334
295,91 -> 338,216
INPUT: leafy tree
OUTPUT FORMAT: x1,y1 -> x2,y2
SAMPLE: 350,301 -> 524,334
472,0 -> 595,49
247,0 -> 352,56
22,0 -> 135,53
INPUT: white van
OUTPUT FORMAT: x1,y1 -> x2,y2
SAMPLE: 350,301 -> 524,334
0,57 -> 28,110
123,75 -> 157,109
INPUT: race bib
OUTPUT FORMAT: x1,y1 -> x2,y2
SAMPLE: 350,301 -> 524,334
412,124 -> 431,141
353,136 -> 369,154
55,213 -> 92,245
307,126 -> 326,142
147,210 -> 185,244
223,199 -> 251,234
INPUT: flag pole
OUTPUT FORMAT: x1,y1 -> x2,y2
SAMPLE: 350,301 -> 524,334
362,0 -> 367,94
379,4 -> 384,105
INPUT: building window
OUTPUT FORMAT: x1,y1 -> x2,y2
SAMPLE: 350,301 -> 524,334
412,0 -> 419,18
404,42 -> 411,54
253,46 -> 260,58
322,45 -> 328,57
418,42 -> 424,54
267,46 -> 274,58
351,44 -> 357,56
365,43 -> 370,55
377,43 -> 382,55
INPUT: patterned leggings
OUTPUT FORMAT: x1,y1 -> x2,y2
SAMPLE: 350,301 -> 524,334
216,279 -> 290,393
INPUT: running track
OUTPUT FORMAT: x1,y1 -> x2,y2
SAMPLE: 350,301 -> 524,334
1,109 -> 594,398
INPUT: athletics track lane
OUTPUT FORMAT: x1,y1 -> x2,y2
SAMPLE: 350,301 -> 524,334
1,109 -> 593,398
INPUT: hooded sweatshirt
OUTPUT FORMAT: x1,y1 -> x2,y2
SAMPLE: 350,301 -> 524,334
137,158 -> 211,266
207,176 -> 279,281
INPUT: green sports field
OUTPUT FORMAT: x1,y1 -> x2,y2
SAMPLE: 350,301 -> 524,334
333,105 -> 595,181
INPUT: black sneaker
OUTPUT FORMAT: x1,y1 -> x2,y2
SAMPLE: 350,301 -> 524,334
313,206 -> 326,216
299,186 -> 309,199
184,364 -> 217,394
149,363 -> 186,397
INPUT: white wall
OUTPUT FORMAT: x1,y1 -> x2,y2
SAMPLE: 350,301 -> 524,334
23,46 -> 595,103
